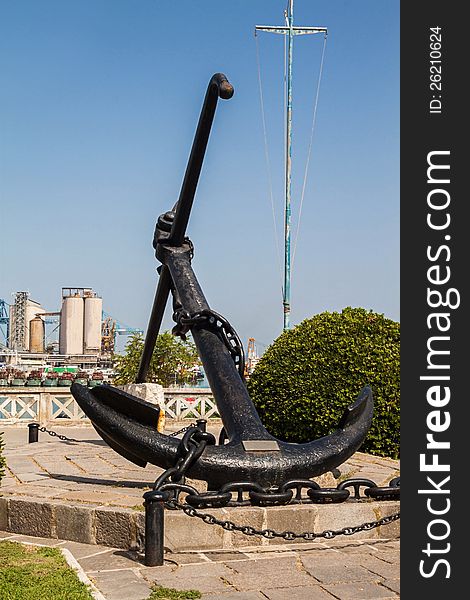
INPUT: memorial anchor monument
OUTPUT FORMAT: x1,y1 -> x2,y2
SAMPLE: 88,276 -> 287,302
71,73 -> 374,491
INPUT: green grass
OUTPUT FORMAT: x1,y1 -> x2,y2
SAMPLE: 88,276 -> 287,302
0,541 -> 202,600
147,586 -> 201,600
0,541 -> 94,600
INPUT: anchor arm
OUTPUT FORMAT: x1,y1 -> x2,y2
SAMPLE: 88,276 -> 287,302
71,381 -> 373,488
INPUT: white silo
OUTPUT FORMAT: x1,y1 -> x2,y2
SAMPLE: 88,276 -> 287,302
59,295 -> 84,355
83,295 -> 103,353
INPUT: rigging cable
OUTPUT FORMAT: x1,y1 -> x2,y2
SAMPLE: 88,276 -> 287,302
44,323 -> 60,343
292,32 -> 328,268
255,30 -> 284,297
283,9 -> 288,192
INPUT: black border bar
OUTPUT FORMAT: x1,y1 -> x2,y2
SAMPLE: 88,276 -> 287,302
401,2 -> 465,596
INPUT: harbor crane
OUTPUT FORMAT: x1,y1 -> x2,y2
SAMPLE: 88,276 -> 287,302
101,311 -> 143,354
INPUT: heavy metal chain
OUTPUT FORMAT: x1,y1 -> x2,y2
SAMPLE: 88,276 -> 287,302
38,426 -> 79,443
37,423 -> 197,443
157,476 -> 400,508
153,426 -> 216,490
172,308 -> 246,379
171,499 -> 400,541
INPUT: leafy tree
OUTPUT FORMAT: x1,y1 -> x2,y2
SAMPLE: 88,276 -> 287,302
247,307 -> 400,459
113,332 -> 201,387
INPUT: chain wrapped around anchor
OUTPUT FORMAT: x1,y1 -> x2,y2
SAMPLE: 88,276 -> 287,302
154,432 -> 400,508
152,426 -> 216,504
172,307 -> 246,380
151,427 -> 400,539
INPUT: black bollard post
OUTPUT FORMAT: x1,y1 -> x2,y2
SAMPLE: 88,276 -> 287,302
196,418 -> 207,433
28,423 -> 39,443
143,490 -> 167,566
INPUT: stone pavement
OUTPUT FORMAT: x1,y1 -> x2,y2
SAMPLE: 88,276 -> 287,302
0,529 -> 400,599
0,424 -> 400,511
1,424 -> 400,597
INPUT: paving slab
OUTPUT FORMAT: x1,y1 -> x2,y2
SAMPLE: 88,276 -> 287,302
89,570 -> 152,600
356,554 -> 400,579
79,548 -> 142,572
322,581 -> 398,599
202,593 -> 267,600
262,586 -> 336,600
58,540 -> 119,560
301,559 -> 379,585
1,531 -> 399,600
381,579 -> 400,594
144,571 -> 233,594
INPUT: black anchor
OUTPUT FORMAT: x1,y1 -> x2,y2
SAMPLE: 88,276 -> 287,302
71,73 -> 373,490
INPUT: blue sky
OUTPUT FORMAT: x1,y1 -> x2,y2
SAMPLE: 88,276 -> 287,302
0,0 -> 399,353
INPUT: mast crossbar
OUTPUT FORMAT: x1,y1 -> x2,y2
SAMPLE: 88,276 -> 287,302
255,26 -> 327,36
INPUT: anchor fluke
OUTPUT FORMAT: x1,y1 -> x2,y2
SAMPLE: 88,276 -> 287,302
72,381 -> 373,489
337,387 -> 374,430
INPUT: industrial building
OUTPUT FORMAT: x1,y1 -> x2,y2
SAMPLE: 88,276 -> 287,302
0,287 -> 142,371
59,288 -> 102,355
8,292 -> 45,353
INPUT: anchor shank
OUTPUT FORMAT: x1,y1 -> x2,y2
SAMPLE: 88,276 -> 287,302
168,73 -> 234,247
137,74 -> 234,383
163,245 -> 271,443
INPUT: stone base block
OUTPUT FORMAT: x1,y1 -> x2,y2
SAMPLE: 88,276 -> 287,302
0,494 -> 400,552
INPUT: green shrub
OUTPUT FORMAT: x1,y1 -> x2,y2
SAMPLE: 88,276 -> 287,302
247,307 -> 400,459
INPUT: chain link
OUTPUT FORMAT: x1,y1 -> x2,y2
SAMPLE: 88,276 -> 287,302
172,308 -> 246,379
38,426 -> 79,443
167,423 -> 197,437
153,427 -> 216,490
171,499 -> 400,540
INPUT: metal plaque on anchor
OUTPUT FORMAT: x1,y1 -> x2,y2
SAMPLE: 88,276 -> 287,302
242,440 -> 280,452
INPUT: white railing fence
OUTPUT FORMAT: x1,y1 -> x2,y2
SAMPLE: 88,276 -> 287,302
0,387 -> 218,424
